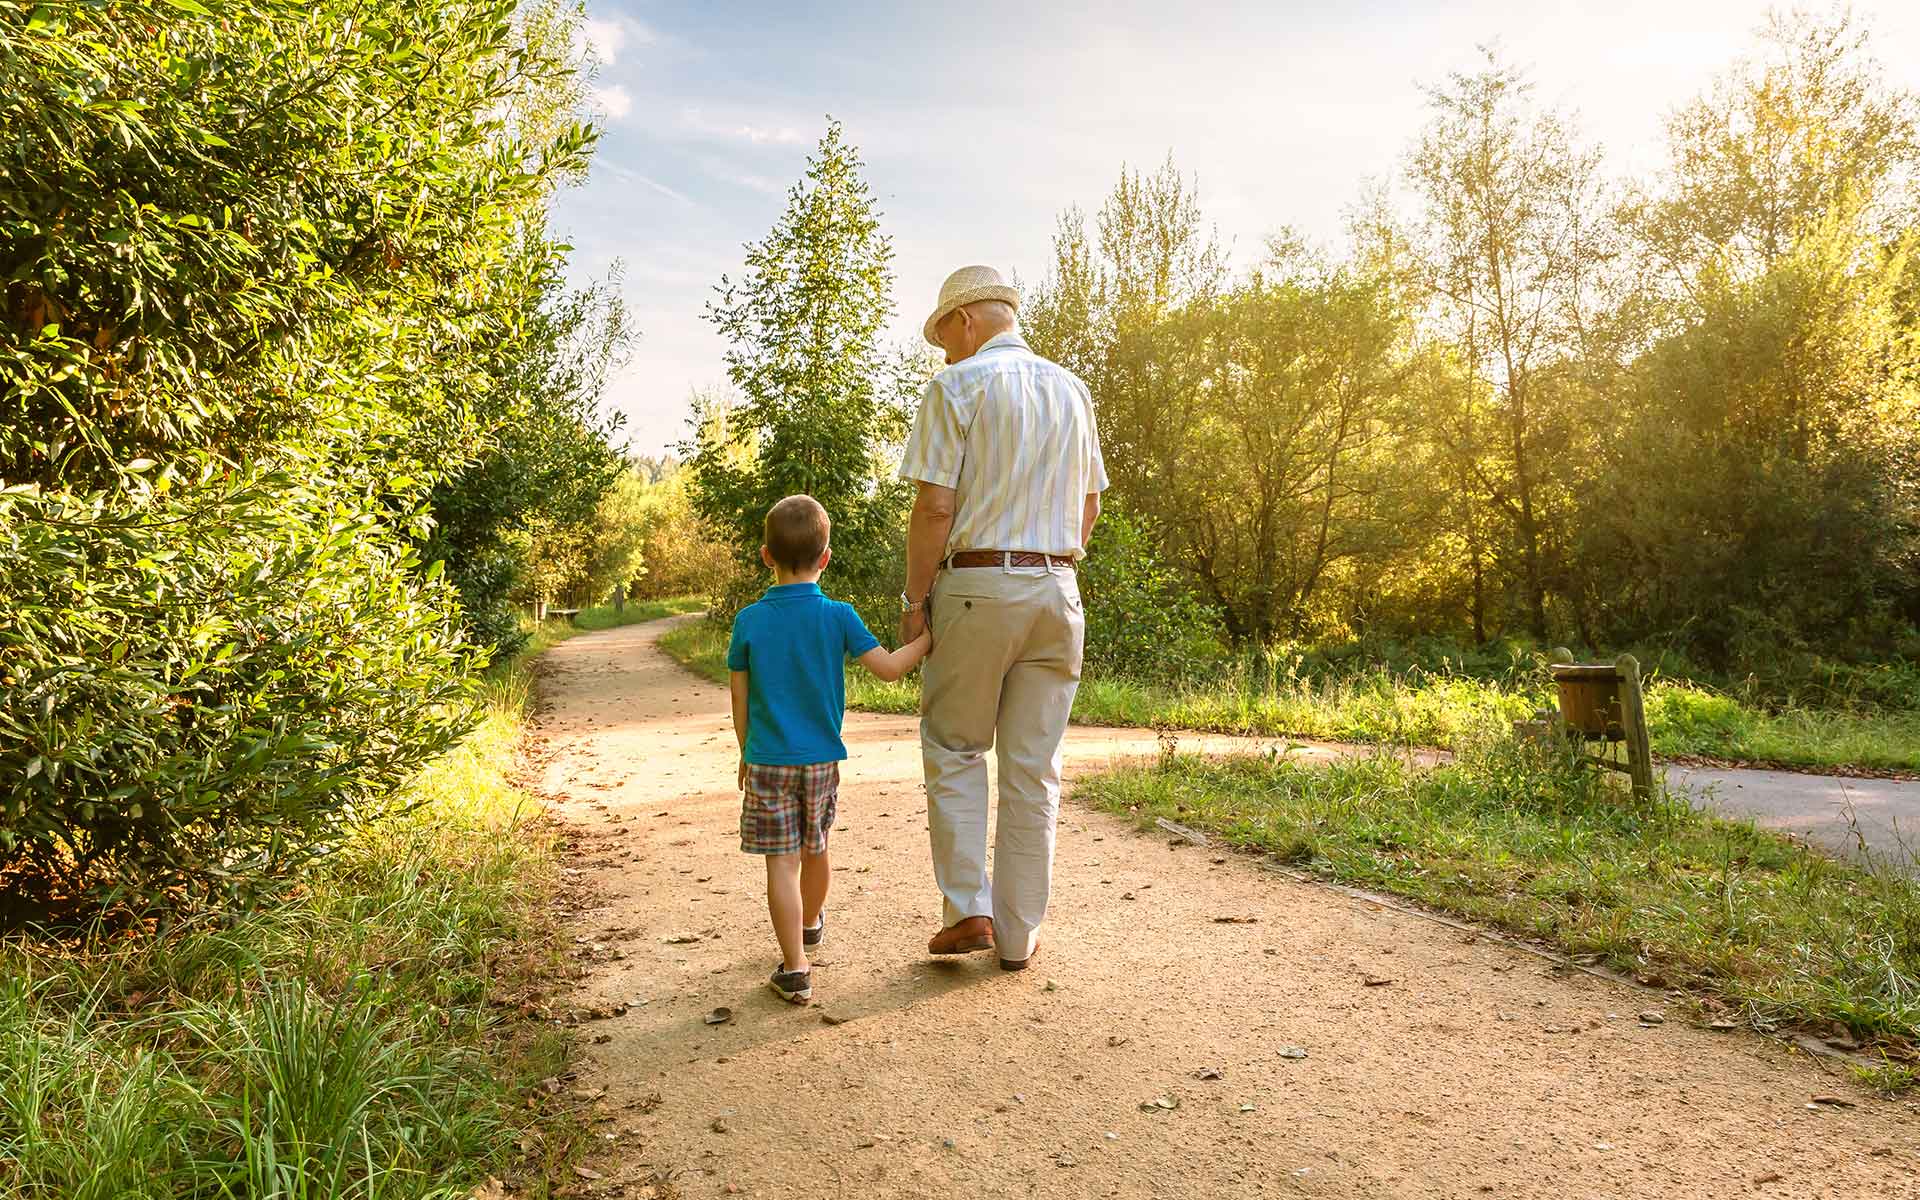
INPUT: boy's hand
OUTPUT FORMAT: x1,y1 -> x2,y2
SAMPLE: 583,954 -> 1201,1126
737,757 -> 749,792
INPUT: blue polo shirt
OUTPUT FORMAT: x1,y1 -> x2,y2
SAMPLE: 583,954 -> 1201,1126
726,582 -> 882,765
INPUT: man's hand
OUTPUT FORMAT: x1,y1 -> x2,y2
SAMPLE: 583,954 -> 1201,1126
737,757 -> 749,792
900,607 -> 928,649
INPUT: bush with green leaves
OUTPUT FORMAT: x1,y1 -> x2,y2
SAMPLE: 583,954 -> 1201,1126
0,475 -> 476,908
0,0 -> 600,908
1079,507 -> 1226,681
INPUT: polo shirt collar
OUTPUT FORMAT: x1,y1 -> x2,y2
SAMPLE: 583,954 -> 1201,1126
764,581 -> 823,599
979,329 -> 1029,354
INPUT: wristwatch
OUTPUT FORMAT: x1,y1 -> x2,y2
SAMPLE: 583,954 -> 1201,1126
900,592 -> 926,614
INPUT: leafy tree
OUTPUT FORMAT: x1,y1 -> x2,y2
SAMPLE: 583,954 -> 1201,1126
1633,6 -> 1918,291
1404,50 -> 1615,641
0,0 -> 600,908
685,120 -> 913,626
630,462 -> 735,600
1028,159 -> 1227,514
422,262 -> 630,651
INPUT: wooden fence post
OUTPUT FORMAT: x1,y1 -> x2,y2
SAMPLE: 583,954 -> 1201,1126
1615,653 -> 1655,800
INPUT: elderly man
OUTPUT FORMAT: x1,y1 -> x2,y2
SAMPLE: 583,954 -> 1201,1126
897,264 -> 1108,971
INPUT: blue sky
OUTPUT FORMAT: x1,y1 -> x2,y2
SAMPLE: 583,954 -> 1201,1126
552,1 -> 1920,456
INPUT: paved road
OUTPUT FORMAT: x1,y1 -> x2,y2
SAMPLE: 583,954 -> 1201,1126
1668,765 -> 1920,871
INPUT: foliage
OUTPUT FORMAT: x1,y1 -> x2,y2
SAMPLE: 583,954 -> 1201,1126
570,594 -> 705,631
0,625 -> 586,1197
1079,507 -> 1224,678
1401,49 -> 1615,641
627,459 -> 736,601
1077,742 -> 1920,1052
0,479 -> 475,910
684,121 -> 917,631
1025,10 -> 1919,675
0,0 -> 602,907
424,266 -> 631,654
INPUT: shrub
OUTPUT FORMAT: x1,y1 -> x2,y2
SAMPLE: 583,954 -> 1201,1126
0,1 -> 596,910
1080,508 -> 1227,681
0,477 -> 477,909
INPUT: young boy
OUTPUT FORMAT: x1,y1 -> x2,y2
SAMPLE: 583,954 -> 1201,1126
727,494 -> 931,1003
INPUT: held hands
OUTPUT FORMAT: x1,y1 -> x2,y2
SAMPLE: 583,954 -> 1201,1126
900,595 -> 931,650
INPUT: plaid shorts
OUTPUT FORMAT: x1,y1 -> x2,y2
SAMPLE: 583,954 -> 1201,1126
740,762 -> 839,856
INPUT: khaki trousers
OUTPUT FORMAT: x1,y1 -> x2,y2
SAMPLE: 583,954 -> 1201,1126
921,564 -> 1084,961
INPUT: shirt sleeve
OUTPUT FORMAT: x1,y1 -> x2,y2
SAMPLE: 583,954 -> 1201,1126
1084,388 -> 1110,494
725,617 -> 750,671
840,604 -> 881,659
898,375 -> 965,487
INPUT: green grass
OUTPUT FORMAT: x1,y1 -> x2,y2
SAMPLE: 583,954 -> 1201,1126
0,629 -> 590,1198
567,593 -> 704,632
658,619 -> 1920,773
1075,740 -> 1920,1070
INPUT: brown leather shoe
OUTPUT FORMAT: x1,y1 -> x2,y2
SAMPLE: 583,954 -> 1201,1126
928,916 -> 994,956
999,939 -> 1040,972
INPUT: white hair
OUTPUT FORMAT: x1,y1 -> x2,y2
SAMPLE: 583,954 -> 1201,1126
965,299 -> 1017,329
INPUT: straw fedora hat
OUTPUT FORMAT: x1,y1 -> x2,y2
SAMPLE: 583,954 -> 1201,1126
923,264 -> 1020,346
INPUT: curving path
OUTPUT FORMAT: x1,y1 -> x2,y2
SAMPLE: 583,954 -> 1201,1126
527,616 -> 1917,1199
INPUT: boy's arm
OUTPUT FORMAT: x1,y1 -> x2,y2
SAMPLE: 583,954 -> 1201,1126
856,631 -> 933,683
729,670 -> 749,790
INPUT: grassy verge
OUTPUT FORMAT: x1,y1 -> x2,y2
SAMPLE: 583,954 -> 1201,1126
1074,742 -> 1920,1086
568,594 -> 704,632
658,619 -> 1920,773
0,628 -> 590,1198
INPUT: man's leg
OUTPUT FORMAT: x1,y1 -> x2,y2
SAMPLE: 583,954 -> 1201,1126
921,574 -> 1020,932
991,574 -> 1084,964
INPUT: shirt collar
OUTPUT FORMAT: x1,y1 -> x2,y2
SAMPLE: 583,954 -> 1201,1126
978,329 -> 1029,354
764,581 -> 823,599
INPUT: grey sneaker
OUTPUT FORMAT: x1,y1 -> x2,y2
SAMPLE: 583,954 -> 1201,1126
769,963 -> 812,1004
803,912 -> 826,952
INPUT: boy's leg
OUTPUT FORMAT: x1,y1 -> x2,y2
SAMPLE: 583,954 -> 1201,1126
744,762 -> 809,973
796,762 -> 836,943
800,848 -> 830,929
764,853 -> 806,973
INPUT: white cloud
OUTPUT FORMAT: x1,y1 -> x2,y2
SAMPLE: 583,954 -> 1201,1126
679,107 -> 807,147
582,14 -> 657,66
594,85 -> 634,120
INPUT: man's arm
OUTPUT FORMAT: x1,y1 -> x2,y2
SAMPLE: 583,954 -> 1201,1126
1082,491 -> 1102,546
902,481 -> 956,643
729,670 -> 749,790
858,631 -> 933,683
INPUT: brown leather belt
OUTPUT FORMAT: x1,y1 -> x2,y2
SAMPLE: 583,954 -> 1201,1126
945,550 -> 1076,569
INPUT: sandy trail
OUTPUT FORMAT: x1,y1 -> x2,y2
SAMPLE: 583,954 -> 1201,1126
529,617 -> 1916,1199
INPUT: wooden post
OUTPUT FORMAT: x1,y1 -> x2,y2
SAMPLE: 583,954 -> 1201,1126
1615,653 -> 1655,801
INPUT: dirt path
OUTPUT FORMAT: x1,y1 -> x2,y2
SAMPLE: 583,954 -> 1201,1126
529,617 -> 1916,1199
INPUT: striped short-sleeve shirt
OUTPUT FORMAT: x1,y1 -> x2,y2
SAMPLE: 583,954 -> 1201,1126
898,329 -> 1109,559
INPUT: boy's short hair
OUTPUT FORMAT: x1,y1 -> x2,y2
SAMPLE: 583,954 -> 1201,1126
764,494 -> 831,571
